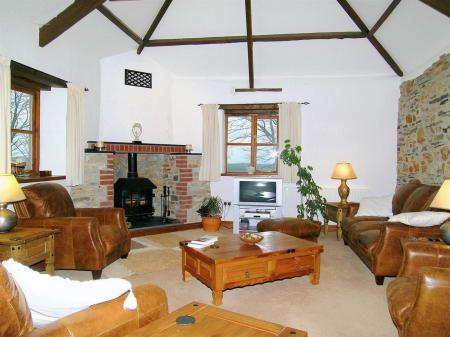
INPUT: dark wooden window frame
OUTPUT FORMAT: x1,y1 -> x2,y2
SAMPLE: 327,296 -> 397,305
223,104 -> 279,176
11,85 -> 40,175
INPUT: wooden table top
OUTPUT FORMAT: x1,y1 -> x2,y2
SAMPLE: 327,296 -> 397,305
0,227 -> 59,245
126,302 -> 307,337
181,231 -> 323,263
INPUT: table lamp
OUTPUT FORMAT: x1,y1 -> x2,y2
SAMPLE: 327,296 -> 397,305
0,174 -> 26,233
430,180 -> 450,244
331,163 -> 357,205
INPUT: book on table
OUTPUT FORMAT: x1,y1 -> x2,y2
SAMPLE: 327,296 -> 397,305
187,235 -> 218,248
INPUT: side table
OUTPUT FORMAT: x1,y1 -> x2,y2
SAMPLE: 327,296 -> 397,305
324,202 -> 358,240
0,227 -> 58,275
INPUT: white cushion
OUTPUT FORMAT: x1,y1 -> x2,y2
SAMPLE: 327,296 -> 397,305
355,195 -> 393,217
388,211 -> 450,227
2,259 -> 136,327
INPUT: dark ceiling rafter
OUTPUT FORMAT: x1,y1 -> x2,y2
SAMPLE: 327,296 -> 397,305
97,4 -> 143,45
419,0 -> 450,18
39,0 -> 106,47
144,32 -> 365,47
336,0 -> 403,76
137,0 -> 173,54
245,0 -> 255,89
10,61 -> 67,91
369,0 -> 402,36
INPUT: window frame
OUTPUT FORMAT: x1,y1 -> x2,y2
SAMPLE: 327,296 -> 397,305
224,111 -> 279,176
10,85 -> 40,174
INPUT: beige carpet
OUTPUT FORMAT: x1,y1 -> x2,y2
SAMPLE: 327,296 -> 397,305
56,228 -> 398,337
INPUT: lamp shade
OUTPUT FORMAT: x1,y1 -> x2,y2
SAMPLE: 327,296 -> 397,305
331,163 -> 357,180
0,174 -> 26,203
430,180 -> 450,211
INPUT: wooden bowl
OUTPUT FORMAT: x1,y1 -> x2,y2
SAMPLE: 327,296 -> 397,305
240,233 -> 263,245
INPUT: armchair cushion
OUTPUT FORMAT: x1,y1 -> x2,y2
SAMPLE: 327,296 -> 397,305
2,259 -> 136,327
21,183 -> 75,218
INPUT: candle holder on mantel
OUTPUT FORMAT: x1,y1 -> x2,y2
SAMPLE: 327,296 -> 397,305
185,144 -> 192,153
95,140 -> 105,151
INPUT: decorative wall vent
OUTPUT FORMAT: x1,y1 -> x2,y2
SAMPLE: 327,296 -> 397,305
124,69 -> 152,88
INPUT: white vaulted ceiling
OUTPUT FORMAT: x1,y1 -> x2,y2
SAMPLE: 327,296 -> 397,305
4,0 -> 450,77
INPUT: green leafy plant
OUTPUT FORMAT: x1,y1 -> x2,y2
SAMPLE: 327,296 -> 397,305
196,196 -> 223,218
280,139 -> 326,220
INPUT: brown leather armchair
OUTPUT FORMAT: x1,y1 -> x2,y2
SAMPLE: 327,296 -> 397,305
0,264 -> 168,337
386,240 -> 450,337
341,180 -> 442,285
13,183 -> 131,279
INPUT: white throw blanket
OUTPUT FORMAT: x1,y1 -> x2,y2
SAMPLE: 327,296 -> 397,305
2,259 -> 137,327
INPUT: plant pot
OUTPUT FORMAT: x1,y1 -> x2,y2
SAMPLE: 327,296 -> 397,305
202,216 -> 221,232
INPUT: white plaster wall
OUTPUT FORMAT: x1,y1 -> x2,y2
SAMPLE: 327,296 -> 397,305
99,52 -> 174,143
170,76 -> 400,219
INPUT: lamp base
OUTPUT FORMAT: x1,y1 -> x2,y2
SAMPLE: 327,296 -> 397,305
338,179 -> 350,205
440,221 -> 450,245
0,203 -> 17,233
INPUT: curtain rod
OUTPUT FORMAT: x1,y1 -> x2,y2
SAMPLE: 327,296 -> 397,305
197,102 -> 310,106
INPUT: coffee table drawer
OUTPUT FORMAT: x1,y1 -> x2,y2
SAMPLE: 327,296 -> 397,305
223,261 -> 268,284
274,255 -> 314,276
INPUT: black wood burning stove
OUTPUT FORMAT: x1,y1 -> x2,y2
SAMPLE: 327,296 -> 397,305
114,153 -> 156,217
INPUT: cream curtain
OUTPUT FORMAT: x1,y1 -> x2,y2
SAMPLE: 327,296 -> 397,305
0,56 -> 11,174
199,104 -> 221,182
66,83 -> 85,186
278,102 -> 302,183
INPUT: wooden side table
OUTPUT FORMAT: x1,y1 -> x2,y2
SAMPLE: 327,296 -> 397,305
324,202 -> 358,240
0,227 -> 58,275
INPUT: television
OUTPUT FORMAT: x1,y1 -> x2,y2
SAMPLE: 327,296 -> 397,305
233,178 -> 283,206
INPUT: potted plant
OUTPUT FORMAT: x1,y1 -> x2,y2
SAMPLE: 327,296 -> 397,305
280,140 -> 326,221
196,196 -> 224,232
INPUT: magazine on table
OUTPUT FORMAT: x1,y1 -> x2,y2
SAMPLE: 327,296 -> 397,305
188,235 -> 218,247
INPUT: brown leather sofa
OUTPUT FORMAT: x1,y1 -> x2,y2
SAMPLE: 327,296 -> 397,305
386,240 -> 450,337
13,183 -> 131,279
341,180 -> 442,285
0,263 -> 168,337
257,217 -> 321,242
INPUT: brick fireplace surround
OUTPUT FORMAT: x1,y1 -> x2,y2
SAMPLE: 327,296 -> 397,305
69,142 -> 210,225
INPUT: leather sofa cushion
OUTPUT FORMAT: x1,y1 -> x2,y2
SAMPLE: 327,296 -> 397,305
22,183 -> 76,218
387,276 -> 416,329
257,217 -> 321,241
342,216 -> 387,233
0,265 -> 33,337
401,185 -> 439,213
357,229 -> 380,250
345,221 -> 385,245
392,180 -> 422,215
100,226 -> 126,256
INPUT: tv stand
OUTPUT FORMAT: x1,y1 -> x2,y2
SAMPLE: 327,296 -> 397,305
233,204 -> 282,234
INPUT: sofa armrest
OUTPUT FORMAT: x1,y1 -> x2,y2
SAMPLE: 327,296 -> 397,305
75,208 -> 129,233
398,240 -> 450,277
403,267 -> 450,337
371,222 -> 441,276
17,217 -> 106,270
347,202 -> 360,218
25,284 -> 168,337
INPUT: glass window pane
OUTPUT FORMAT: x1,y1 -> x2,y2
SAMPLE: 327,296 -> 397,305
227,146 -> 251,172
10,90 -> 32,131
256,146 -> 277,172
11,132 -> 32,171
227,116 -> 251,143
257,118 -> 277,144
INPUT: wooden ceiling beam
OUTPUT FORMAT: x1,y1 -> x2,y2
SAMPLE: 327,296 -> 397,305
39,0 -> 106,47
419,0 -> 450,18
97,4 -> 143,45
245,0 -> 254,89
369,0 -> 402,36
144,32 -> 365,47
10,61 -> 67,88
12,76 -> 52,91
336,0 -> 403,76
137,0 -> 173,54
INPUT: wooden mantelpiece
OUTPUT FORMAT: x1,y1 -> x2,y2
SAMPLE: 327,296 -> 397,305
86,141 -> 187,154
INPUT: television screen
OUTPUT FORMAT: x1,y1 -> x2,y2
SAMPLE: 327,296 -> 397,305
239,181 -> 277,203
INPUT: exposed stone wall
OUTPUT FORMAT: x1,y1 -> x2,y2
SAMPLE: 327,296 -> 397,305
69,153 -> 113,207
397,54 -> 450,185
113,153 -> 209,223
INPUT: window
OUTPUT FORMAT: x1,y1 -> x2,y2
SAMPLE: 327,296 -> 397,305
224,105 -> 278,175
10,86 -> 40,174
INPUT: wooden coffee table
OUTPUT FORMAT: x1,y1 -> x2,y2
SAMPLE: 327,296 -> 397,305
180,231 -> 323,305
126,302 -> 307,337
